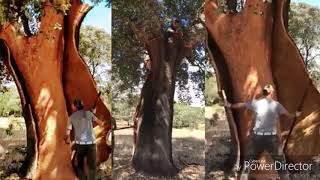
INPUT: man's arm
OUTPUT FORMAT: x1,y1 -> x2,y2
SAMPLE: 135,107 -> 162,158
278,103 -> 301,119
280,109 -> 301,119
167,27 -> 175,33
64,119 -> 72,144
95,118 -> 105,127
224,101 -> 246,109
91,112 -> 107,127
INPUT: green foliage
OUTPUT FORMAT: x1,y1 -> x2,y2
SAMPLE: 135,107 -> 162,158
79,25 -> 111,80
100,83 -> 112,109
0,86 -> 22,117
79,25 -> 112,108
0,0 -> 111,25
5,123 -> 14,136
205,73 -> 220,106
113,98 -> 205,129
0,60 -> 12,92
0,0 -> 71,26
173,103 -> 204,129
288,2 -> 320,88
112,94 -> 139,123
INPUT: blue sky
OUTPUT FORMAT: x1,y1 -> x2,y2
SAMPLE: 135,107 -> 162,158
82,1 -> 111,35
292,0 -> 320,7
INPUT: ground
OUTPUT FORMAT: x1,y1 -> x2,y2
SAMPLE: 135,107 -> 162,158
205,107 -> 236,180
113,120 -> 205,180
205,106 -> 320,180
0,117 -> 112,179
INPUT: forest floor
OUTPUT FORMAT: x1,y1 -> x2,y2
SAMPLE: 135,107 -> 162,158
113,121 -> 205,180
0,117 -> 112,179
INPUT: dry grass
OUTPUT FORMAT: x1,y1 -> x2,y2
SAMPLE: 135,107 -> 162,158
113,122 -> 205,180
0,117 -> 112,179
205,115 -> 236,180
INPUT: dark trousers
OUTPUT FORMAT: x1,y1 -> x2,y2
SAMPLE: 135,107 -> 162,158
75,144 -> 96,180
240,135 -> 290,180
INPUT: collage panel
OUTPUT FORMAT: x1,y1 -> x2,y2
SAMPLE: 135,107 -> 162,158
0,0 -> 112,179
112,0 -> 205,179
206,0 -> 320,179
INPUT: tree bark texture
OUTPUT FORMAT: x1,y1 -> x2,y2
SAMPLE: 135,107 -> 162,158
132,37 -> 191,176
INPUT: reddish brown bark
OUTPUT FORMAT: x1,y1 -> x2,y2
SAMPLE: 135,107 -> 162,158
0,40 -> 38,178
63,0 -> 112,165
271,0 -> 320,161
0,1 -> 111,179
206,0 -> 320,178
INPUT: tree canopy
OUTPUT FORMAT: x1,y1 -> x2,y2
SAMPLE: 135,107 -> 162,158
288,2 -> 320,88
0,60 -> 11,92
112,0 -> 205,105
79,25 -> 111,81
79,25 -> 112,106
0,0 -> 110,36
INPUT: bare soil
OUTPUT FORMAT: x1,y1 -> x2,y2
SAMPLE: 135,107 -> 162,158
113,122 -> 205,180
205,116 -> 320,180
0,117 -> 112,179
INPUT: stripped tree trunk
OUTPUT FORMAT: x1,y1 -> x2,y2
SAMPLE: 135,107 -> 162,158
206,0 -> 320,178
0,1 -> 111,179
132,37 -> 191,176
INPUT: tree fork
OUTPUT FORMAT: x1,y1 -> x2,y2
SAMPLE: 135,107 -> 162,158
1,4 -> 76,179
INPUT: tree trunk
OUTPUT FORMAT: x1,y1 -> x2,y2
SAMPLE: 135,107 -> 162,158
271,0 -> 320,162
0,1 -> 111,179
63,0 -> 112,165
0,40 -> 38,178
132,37 -> 189,176
206,0 -> 320,178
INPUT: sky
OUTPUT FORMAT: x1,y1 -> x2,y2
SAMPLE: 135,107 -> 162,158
292,0 -> 320,7
82,1 -> 111,35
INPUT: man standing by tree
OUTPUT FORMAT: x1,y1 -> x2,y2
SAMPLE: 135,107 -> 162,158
224,84 -> 301,180
64,99 -> 105,180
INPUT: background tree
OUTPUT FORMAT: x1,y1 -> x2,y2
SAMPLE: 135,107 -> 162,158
80,25 -> 111,80
79,25 -> 112,106
0,87 -> 22,117
113,0 -> 205,176
0,0 -> 111,179
288,2 -> 320,88
0,60 -> 11,92
173,103 -> 204,129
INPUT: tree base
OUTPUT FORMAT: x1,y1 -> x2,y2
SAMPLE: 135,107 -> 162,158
132,154 -> 178,176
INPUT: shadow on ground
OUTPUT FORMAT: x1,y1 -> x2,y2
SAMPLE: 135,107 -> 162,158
205,118 -> 320,180
113,128 -> 205,180
0,118 -> 112,180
